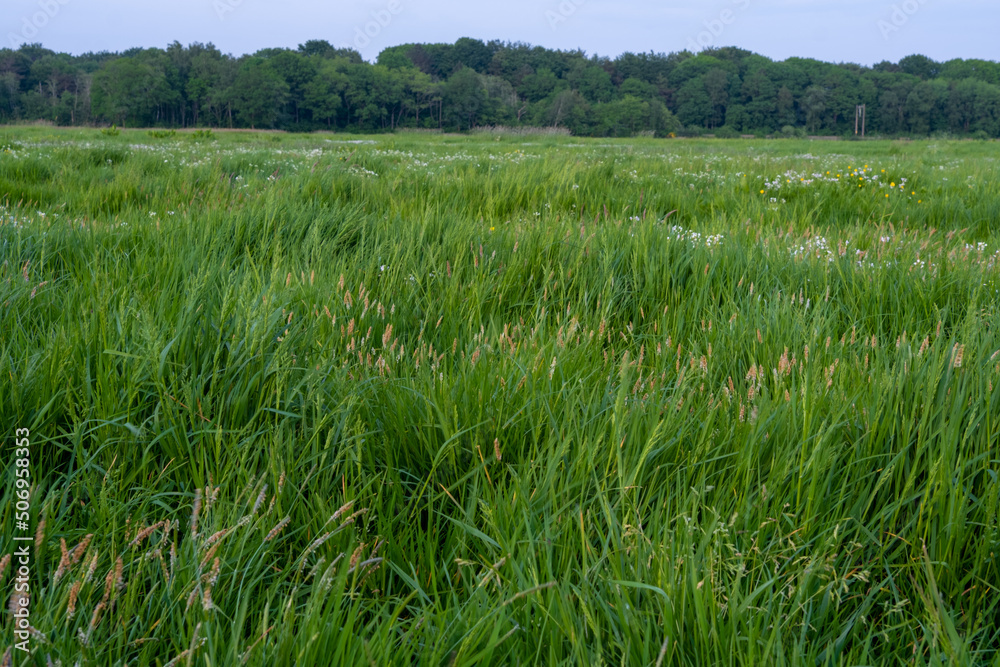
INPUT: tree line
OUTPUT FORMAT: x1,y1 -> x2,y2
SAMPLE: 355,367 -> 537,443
2,38 -> 1000,138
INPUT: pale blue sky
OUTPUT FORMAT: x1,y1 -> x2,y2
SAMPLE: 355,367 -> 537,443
3,0 -> 998,65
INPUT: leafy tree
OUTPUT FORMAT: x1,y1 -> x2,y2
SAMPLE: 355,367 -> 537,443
802,85 -> 828,132
948,78 -> 980,133
443,67 -> 485,130
567,64 -> 613,103
648,99 -> 681,136
304,59 -> 348,128
775,86 -> 796,127
377,47 -> 416,70
185,45 -> 222,126
546,89 -> 587,130
298,40 -> 361,63
669,54 -> 733,89
404,69 -> 441,128
971,82 -> 1000,135
619,77 -> 657,100
703,69 -> 731,129
0,71 -> 21,118
595,95 -> 649,136
899,54 -> 939,79
905,79 -> 947,135
676,77 -> 711,128
939,59 -> 1000,85
519,67 -> 561,103
821,67 -> 859,132
27,55 -> 78,122
452,38 -> 494,73
741,67 -> 777,130
725,103 -> 748,132
185,45 -> 235,126
612,51 -> 686,87
92,57 -> 173,126
228,57 -> 289,128
268,50 -> 318,125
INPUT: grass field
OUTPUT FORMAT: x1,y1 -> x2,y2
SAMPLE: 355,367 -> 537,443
1,127 -> 999,666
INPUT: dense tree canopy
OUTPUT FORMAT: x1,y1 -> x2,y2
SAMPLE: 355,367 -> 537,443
2,39 -> 1000,137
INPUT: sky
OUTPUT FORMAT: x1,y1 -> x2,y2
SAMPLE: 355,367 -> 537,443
3,0 -> 999,66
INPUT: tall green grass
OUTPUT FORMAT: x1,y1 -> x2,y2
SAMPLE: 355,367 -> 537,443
1,128 -> 998,665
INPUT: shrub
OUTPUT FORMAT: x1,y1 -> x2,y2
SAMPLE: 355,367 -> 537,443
780,125 -> 806,138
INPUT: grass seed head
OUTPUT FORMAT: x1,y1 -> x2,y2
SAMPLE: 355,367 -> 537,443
8,589 -> 28,617
54,538 -> 71,584
85,552 -> 99,583
265,516 -> 291,542
35,517 -> 45,550
252,485 -> 268,515
67,581 -> 81,621
89,601 -> 105,632
191,489 -> 202,538
71,534 -> 94,564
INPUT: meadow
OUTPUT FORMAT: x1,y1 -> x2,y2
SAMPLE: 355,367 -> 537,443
1,126 -> 999,666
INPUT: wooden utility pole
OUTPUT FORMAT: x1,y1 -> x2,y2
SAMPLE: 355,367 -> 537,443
855,104 -> 866,137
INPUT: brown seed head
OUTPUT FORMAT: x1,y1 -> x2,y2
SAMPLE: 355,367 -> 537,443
264,516 -> 291,542
35,518 -> 45,550
71,534 -> 94,564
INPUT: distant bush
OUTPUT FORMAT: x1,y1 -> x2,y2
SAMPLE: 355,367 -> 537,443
780,125 -> 806,138
472,125 -> 571,137
714,125 -> 740,139
147,129 -> 177,139
930,130 -> 957,140
101,125 -> 121,137
191,129 -> 215,141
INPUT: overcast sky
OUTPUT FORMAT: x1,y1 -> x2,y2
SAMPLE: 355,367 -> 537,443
4,0 -> 998,65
